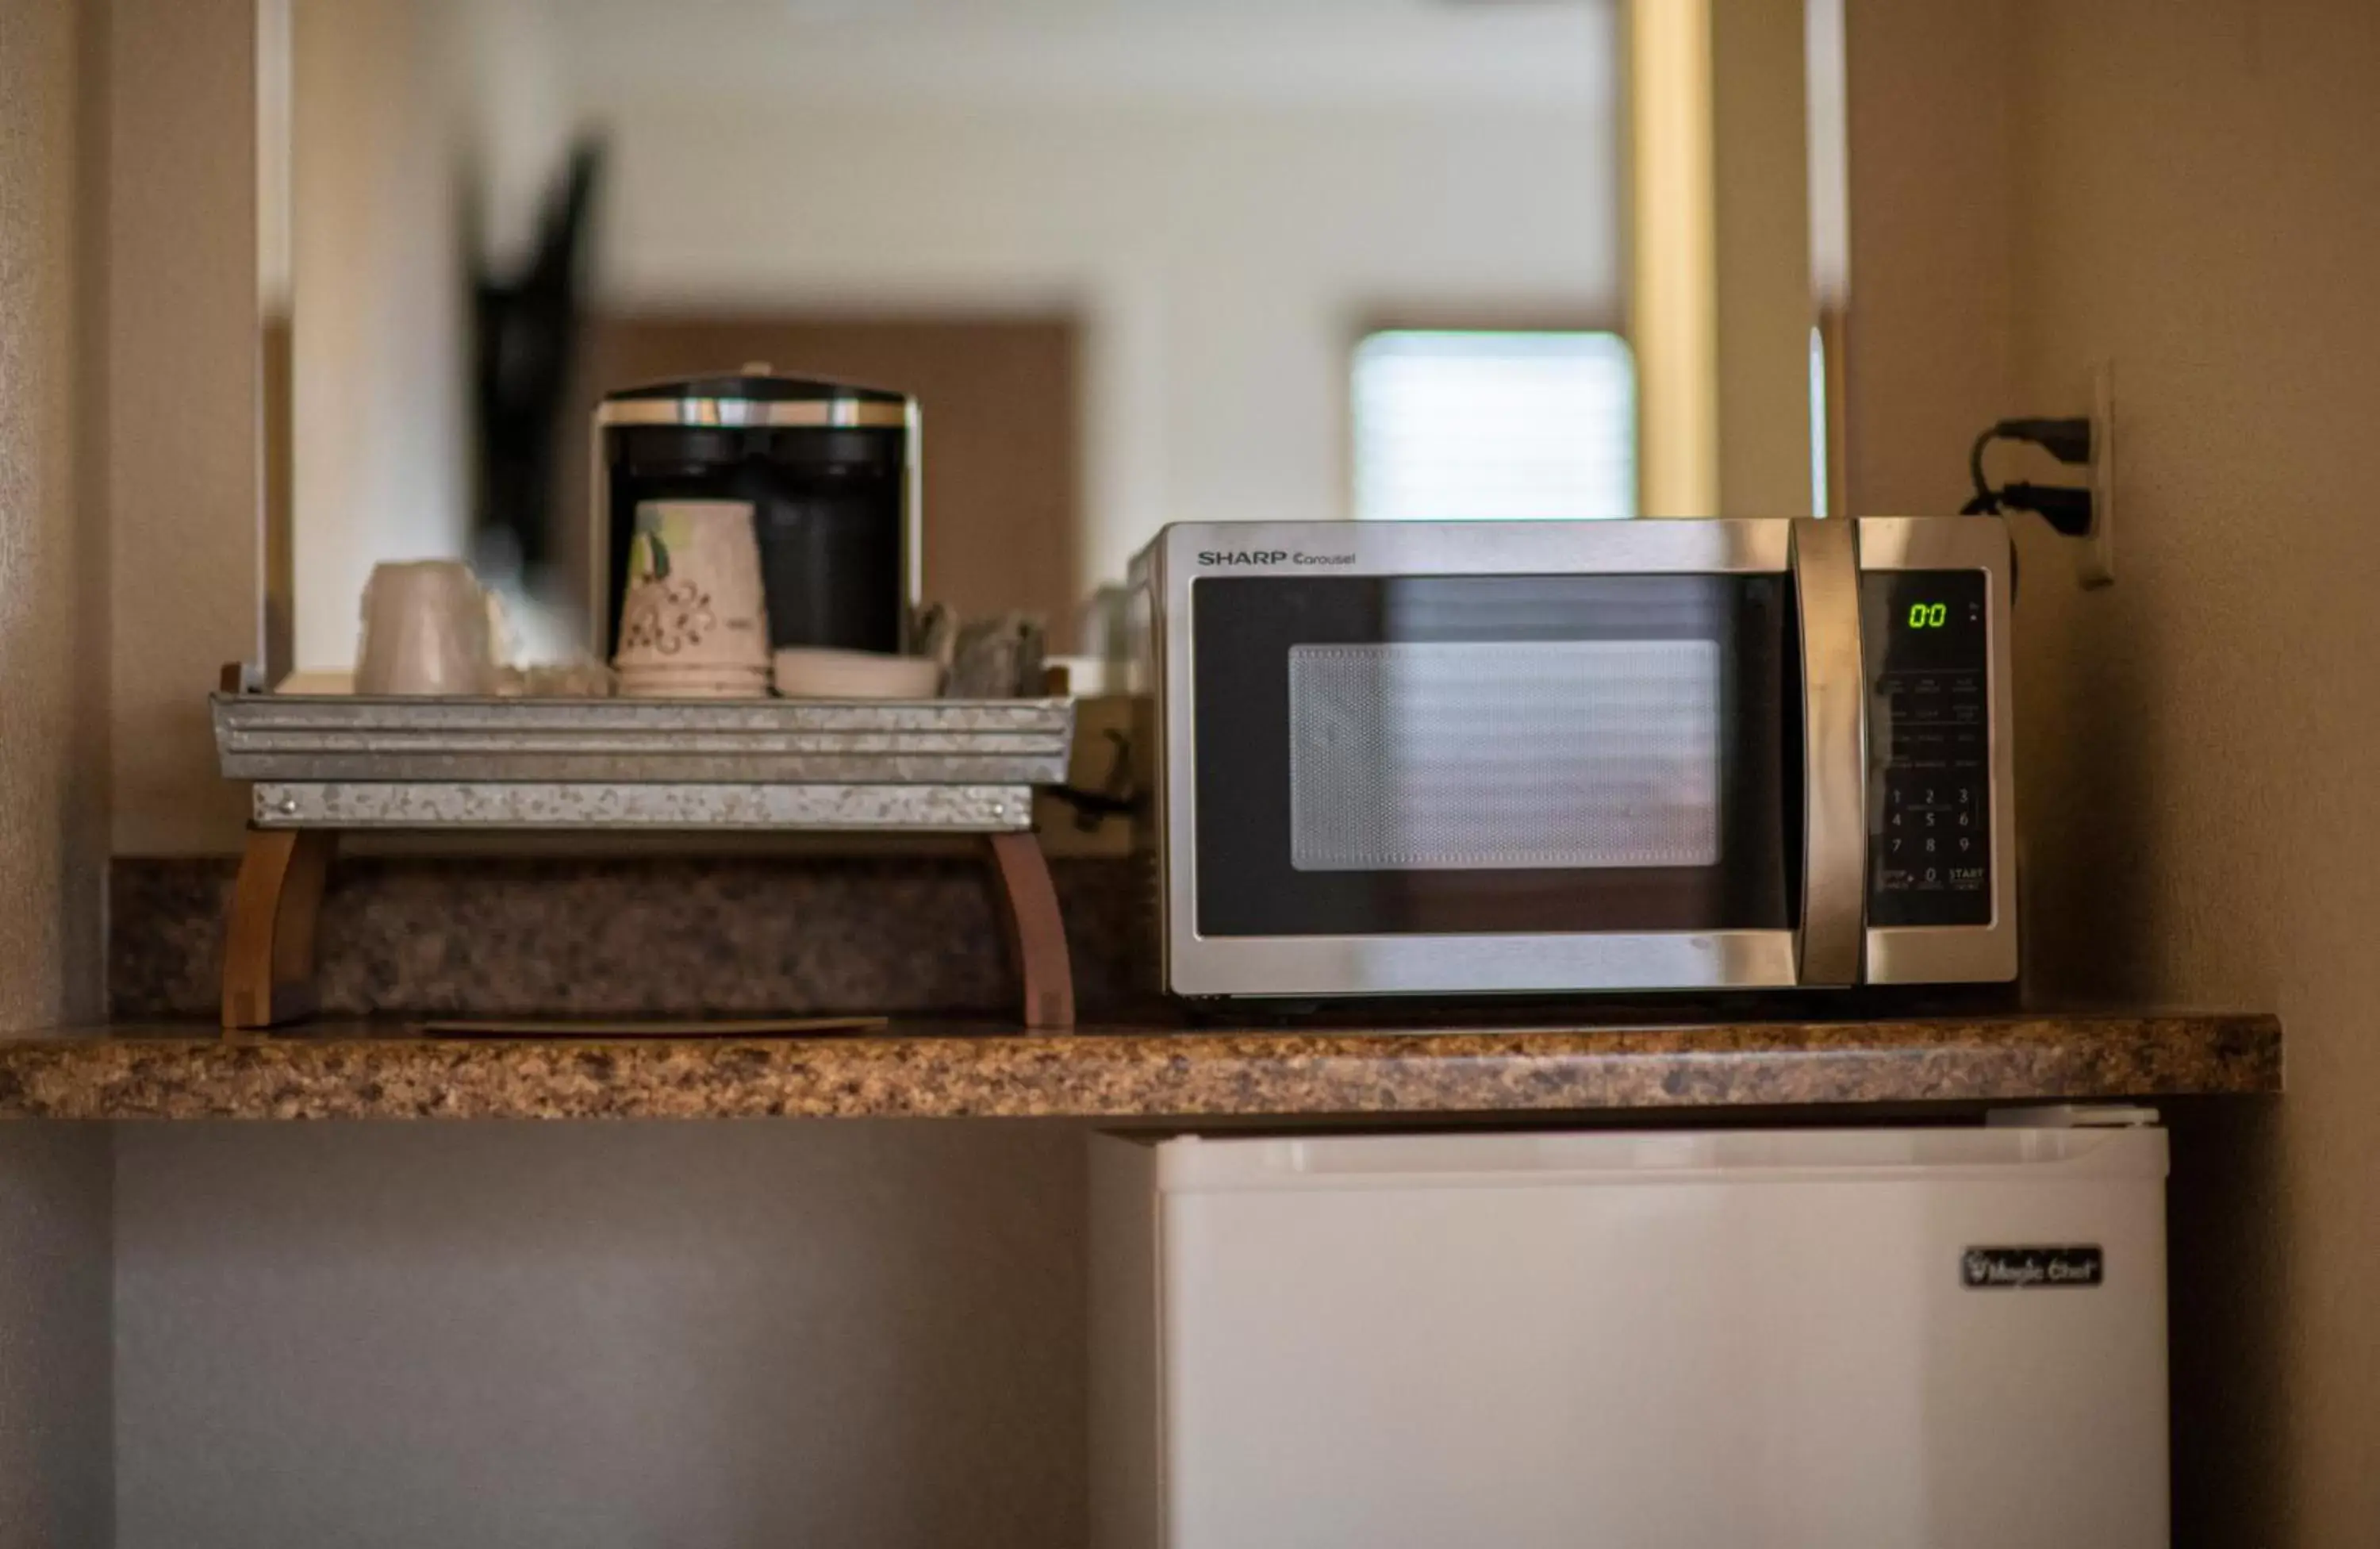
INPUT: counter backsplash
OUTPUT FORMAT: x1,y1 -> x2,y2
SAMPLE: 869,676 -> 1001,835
110,854 -> 1147,1021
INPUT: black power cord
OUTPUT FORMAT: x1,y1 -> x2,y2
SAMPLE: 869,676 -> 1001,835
1962,416 -> 2095,536
1042,728 -> 1145,832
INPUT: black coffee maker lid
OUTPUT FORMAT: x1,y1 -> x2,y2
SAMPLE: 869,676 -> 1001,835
597,362 -> 911,428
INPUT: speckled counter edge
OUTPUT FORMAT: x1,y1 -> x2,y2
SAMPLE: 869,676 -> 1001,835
0,1014 -> 2280,1121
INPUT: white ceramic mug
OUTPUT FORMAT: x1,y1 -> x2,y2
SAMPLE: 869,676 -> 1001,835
355,560 -> 505,696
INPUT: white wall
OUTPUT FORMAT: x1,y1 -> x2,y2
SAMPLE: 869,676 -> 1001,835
279,0 -> 1618,653
459,0 -> 570,272
593,103 -> 1618,590
532,1 -> 1620,594
288,0 -> 473,671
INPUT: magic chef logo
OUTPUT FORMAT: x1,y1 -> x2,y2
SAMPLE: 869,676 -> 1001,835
1961,1246 -> 2105,1289
1196,549 -> 1358,567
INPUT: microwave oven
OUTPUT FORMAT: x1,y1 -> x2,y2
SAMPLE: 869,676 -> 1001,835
1127,517 -> 2015,1000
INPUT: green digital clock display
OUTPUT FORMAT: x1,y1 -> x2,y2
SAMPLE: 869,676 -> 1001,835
1906,602 -> 1950,629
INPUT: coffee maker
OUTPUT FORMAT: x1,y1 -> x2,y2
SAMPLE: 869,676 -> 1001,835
590,367 -> 919,656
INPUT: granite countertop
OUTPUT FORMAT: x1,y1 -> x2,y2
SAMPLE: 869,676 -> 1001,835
0,1013 -> 2279,1121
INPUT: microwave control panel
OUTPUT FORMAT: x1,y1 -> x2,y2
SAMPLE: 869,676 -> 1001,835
1861,570 -> 1990,928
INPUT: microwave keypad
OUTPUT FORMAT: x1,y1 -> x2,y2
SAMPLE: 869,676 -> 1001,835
1861,571 -> 1991,928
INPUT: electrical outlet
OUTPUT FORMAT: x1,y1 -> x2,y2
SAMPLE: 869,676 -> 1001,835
2079,359 -> 2116,587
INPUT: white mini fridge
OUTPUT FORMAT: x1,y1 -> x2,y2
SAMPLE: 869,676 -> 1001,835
1089,1121 -> 2168,1549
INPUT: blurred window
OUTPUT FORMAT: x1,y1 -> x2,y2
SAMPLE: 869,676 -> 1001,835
1352,330 -> 1636,521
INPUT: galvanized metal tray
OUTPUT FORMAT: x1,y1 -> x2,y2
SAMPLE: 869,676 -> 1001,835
246,779 -> 1039,832
213,694 -> 1073,784
213,693 -> 1074,832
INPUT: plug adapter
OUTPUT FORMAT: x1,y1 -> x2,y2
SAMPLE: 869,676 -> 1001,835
1998,482 -> 2094,538
1994,417 -> 2093,466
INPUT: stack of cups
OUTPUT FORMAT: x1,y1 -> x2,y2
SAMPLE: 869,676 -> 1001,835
612,500 -> 772,698
355,559 -> 506,696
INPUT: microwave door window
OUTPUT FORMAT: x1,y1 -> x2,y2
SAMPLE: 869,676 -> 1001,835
1286,640 -> 1723,873
1192,575 -> 1795,938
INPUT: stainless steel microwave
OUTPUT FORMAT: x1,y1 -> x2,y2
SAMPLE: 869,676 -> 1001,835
1127,517 -> 2016,1000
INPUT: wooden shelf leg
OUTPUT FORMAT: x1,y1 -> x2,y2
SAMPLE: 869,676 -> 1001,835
221,828 -> 337,1033
984,831 -> 1076,1032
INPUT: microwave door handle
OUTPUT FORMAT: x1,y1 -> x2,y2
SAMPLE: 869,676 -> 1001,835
1790,517 -> 1868,986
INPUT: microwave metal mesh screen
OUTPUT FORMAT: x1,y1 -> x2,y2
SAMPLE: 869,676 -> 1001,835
1286,640 -> 1723,872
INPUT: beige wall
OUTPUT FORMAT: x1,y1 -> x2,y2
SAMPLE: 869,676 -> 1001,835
46,0 -> 2377,1536
1847,1 -> 2379,1541
106,0 -> 260,855
0,0 -> 117,1542
1629,0 -> 1816,518
2003,2 -> 2379,1539
1710,0 -> 1814,516
112,1124 -> 1088,1549
0,1122 -> 113,1547
1,0 -> 109,1028
1838,0 -> 2015,517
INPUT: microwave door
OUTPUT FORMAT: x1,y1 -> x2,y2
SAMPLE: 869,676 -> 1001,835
1151,519 -> 1810,998
1788,517 -> 1870,986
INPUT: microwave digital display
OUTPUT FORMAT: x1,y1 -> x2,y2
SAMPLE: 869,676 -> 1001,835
1862,570 -> 1991,928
